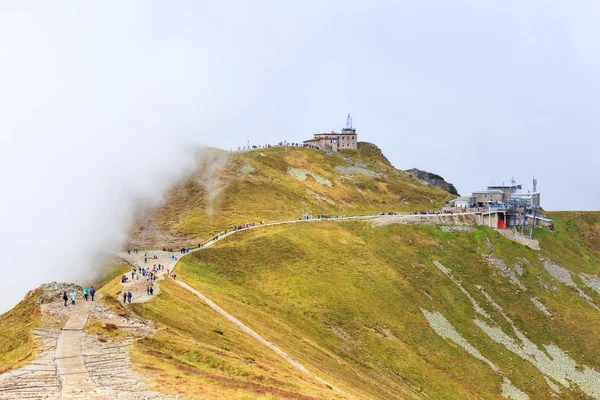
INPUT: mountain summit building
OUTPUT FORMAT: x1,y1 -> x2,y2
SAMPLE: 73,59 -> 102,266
303,114 -> 357,153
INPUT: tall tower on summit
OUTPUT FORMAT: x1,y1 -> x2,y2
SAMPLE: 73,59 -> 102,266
342,113 -> 356,135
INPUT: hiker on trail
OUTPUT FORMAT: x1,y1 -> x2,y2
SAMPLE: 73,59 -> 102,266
150,286 -> 154,295
131,270 -> 135,280
90,287 -> 96,301
69,291 -> 76,306
144,257 -> 147,263
146,286 -> 150,295
172,273 -> 177,281
63,291 -> 68,307
127,292 -> 132,304
83,287 -> 89,301
123,292 -> 127,304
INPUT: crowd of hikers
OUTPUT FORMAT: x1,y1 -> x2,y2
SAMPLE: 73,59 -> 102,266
62,286 -> 96,306
410,210 -> 462,215
197,221 -> 264,249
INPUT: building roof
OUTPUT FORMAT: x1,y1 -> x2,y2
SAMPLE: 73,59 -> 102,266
473,190 -> 503,194
488,184 -> 521,189
511,192 -> 540,198
314,132 -> 356,138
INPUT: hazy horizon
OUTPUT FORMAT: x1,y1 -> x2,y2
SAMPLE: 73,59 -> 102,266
1,1 -> 599,312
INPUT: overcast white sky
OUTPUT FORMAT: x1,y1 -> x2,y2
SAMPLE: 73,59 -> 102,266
1,1 -> 599,312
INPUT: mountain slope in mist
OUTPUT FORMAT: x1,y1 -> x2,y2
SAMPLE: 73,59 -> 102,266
128,142 -> 452,248
4,144 -> 600,399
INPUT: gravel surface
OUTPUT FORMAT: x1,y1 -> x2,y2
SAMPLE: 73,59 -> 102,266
501,378 -> 530,400
483,255 -> 527,291
421,309 -> 498,372
287,167 -> 332,187
434,258 -> 600,398
475,318 -> 600,398
541,258 -> 600,311
0,328 -> 60,399
580,273 -> 600,295
475,288 -> 600,398
497,229 -> 540,250
530,297 -> 552,317
334,165 -> 381,177
239,163 -> 255,175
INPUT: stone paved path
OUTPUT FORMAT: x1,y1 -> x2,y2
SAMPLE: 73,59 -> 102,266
55,301 -> 107,399
0,328 -> 60,399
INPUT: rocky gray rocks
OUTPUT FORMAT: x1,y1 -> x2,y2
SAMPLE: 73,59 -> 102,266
405,168 -> 459,196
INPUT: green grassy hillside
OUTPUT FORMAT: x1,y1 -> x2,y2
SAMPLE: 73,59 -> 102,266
0,289 -> 43,373
3,141 -> 598,399
128,143 -> 452,248
129,279 -> 347,399
150,212 -> 600,399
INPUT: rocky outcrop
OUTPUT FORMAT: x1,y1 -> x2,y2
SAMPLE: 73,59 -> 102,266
405,168 -> 459,196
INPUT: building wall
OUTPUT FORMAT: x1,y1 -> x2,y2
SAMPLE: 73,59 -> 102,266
307,133 -> 357,152
337,134 -> 357,150
473,192 -> 503,204
511,193 -> 541,208
455,200 -> 469,208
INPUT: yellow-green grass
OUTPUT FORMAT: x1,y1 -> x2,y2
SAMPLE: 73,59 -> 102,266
129,279 -> 347,399
94,261 -> 131,290
0,289 -> 42,373
174,217 -> 600,399
130,143 -> 452,247
97,262 -> 130,298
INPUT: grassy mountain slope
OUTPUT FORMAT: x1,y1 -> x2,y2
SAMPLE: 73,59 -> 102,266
155,212 -> 600,399
129,279 -> 347,399
3,140 -> 599,399
0,289 -> 43,373
128,143 -> 452,248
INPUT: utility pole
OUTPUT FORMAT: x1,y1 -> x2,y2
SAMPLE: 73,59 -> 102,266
521,207 -> 527,237
529,206 -> 537,239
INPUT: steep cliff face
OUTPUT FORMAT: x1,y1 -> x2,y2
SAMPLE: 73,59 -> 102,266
405,168 -> 459,196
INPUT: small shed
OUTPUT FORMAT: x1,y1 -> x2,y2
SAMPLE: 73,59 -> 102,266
455,197 -> 470,209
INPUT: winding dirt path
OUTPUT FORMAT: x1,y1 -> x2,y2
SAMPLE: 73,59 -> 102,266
55,301 -> 107,399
